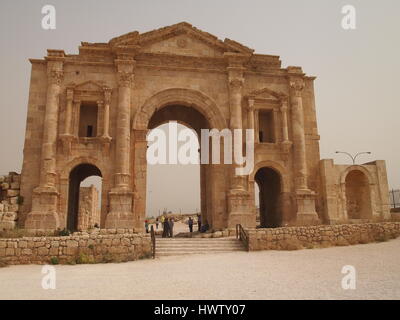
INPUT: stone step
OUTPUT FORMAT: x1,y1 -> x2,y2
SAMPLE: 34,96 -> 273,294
157,246 -> 244,251
156,238 -> 238,242
156,244 -> 244,249
157,250 -> 243,257
156,239 -> 241,244
154,238 -> 245,257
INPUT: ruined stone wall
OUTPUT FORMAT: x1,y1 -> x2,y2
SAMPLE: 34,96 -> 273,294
0,172 -> 21,230
0,229 -> 151,265
247,222 -> 400,251
319,160 -> 391,224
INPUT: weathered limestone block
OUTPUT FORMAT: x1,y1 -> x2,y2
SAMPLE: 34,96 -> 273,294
10,182 -> 20,190
1,183 -> 9,190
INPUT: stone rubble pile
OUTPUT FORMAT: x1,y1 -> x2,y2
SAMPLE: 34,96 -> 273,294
0,172 -> 21,231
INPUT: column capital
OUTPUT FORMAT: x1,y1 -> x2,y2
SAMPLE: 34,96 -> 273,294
66,88 -> 74,101
229,77 -> 244,90
115,56 -> 136,88
104,87 -> 112,103
289,78 -> 305,97
247,98 -> 255,111
47,70 -> 64,86
117,71 -> 134,88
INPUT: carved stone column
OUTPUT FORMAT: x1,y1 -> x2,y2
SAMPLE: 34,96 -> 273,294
280,97 -> 289,142
25,51 -> 65,231
60,87 -> 75,155
102,88 -> 111,139
64,88 -> 73,136
290,79 -> 308,190
273,108 -> 280,142
106,56 -> 135,229
99,88 -> 112,154
280,96 -> 292,157
224,53 -> 254,229
247,98 -> 255,131
289,78 -> 319,225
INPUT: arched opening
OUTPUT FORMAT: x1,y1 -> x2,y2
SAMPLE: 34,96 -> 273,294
345,170 -> 372,219
254,167 -> 282,228
67,163 -> 102,232
146,104 -> 210,230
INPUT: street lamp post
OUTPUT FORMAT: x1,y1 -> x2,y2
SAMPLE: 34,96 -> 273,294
335,151 -> 371,164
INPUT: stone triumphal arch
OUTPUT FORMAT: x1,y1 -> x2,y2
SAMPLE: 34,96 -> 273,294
19,22 -> 391,232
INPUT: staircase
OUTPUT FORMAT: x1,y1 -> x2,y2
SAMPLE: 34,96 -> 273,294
156,237 -> 245,257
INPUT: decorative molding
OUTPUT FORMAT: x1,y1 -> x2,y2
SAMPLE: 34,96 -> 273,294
289,79 -> 305,97
47,70 -> 64,86
117,71 -> 134,88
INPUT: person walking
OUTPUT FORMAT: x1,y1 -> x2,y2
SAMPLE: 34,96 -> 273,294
160,215 -> 165,231
155,217 -> 159,230
162,217 -> 169,238
188,217 -> 193,234
145,220 -> 149,233
197,214 -> 202,232
168,218 -> 175,238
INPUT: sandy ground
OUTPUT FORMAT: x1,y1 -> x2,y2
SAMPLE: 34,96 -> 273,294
0,238 -> 399,300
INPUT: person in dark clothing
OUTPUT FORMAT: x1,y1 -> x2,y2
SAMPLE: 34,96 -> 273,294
168,218 -> 174,238
188,217 -> 194,233
162,218 -> 170,238
197,214 -> 202,232
200,223 -> 209,233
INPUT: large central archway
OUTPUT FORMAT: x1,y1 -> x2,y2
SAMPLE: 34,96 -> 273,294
133,89 -> 228,231
147,104 -> 211,229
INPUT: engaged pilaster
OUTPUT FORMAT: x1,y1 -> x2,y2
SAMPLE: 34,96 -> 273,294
25,50 -> 65,231
105,50 -> 136,229
289,76 -> 319,225
225,53 -> 254,228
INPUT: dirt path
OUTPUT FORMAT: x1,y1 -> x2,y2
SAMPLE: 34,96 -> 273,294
0,238 -> 399,300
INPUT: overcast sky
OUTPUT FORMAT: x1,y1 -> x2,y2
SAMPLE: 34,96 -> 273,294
0,0 -> 399,216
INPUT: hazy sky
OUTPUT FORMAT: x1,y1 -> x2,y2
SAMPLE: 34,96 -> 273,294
0,0 -> 399,216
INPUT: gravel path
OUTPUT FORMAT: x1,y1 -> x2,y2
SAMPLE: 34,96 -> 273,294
0,238 -> 399,300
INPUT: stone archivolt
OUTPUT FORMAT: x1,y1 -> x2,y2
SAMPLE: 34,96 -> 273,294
19,22 -> 391,232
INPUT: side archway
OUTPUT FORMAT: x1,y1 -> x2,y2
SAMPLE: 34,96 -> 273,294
253,166 -> 283,228
66,163 -> 102,232
342,167 -> 373,219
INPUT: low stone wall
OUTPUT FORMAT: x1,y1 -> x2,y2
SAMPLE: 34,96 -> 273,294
0,172 -> 21,230
247,222 -> 400,251
0,229 -> 152,265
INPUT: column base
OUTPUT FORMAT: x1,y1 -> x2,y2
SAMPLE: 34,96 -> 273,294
227,188 -> 255,228
105,188 -> 135,229
295,189 -> 320,226
25,186 -> 60,232
24,211 -> 59,232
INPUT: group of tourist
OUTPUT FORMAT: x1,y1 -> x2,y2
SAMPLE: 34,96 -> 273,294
144,213 -> 209,237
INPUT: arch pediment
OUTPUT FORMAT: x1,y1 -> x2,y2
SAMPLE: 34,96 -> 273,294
247,87 -> 287,102
73,80 -> 107,92
109,22 -> 254,58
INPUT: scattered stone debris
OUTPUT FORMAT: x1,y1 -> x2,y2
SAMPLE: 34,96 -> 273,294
0,172 -> 21,231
